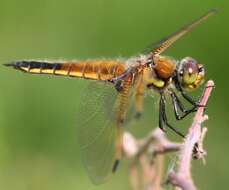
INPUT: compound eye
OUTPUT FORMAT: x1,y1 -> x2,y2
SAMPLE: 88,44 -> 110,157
183,57 -> 198,74
179,57 -> 199,85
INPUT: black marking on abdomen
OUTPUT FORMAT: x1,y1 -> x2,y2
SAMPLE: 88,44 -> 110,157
4,61 -> 62,72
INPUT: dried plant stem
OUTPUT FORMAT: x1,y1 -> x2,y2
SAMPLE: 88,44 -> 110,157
168,80 -> 214,190
123,80 -> 214,190
123,128 -> 181,190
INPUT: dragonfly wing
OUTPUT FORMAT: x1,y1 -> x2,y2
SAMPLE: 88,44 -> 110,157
77,81 -> 120,184
144,9 -> 217,55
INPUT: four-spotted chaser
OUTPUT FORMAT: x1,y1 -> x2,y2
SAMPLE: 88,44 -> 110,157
4,9 -> 216,184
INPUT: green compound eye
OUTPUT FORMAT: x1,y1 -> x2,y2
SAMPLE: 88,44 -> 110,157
179,57 -> 205,90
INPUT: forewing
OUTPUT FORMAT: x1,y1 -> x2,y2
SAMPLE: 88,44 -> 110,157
77,81 -> 119,184
144,9 -> 217,55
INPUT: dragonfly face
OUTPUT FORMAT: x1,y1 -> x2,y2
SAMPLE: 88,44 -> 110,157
178,57 -> 205,91
4,9 -> 216,184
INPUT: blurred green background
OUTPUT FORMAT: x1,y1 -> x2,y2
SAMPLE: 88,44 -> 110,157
0,0 -> 228,189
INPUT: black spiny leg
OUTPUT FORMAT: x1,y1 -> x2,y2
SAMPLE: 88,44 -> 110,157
178,87 -> 206,113
173,75 -> 202,107
159,94 -> 166,132
180,89 -> 198,106
173,75 -> 206,118
169,90 -> 197,120
159,92 -> 185,138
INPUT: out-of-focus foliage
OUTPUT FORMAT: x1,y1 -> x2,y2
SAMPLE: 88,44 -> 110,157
0,0 -> 228,189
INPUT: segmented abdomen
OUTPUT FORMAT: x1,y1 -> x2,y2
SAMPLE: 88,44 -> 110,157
5,60 -> 126,81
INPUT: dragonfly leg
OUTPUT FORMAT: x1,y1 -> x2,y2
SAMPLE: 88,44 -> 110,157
159,99 -> 166,132
173,75 -> 206,108
181,89 -> 199,106
169,89 -> 197,120
159,92 -> 185,138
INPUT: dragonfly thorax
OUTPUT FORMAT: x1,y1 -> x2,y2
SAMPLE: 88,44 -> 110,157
144,56 -> 177,89
153,56 -> 177,80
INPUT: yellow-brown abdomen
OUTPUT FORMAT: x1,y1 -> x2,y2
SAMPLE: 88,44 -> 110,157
5,60 -> 125,81
61,60 -> 125,80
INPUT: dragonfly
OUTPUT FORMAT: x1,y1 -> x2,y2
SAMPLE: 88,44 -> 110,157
4,9 -> 216,184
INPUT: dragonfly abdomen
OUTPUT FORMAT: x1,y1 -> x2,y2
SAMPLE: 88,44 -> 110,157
5,60 -> 125,81
4,61 -> 63,75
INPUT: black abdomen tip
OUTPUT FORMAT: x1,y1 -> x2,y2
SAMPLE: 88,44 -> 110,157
4,61 -> 32,69
4,61 -> 62,71
4,62 -> 19,68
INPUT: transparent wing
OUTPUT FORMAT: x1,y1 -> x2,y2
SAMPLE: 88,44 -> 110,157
144,9 -> 217,55
76,70 -> 144,184
77,82 -> 118,184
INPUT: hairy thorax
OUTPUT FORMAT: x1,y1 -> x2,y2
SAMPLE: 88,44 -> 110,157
144,56 -> 177,90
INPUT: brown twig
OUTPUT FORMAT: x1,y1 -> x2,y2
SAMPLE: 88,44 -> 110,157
123,128 -> 182,190
168,80 -> 214,190
122,80 -> 214,190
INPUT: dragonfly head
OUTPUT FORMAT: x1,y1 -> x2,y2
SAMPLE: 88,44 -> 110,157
178,57 -> 205,91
